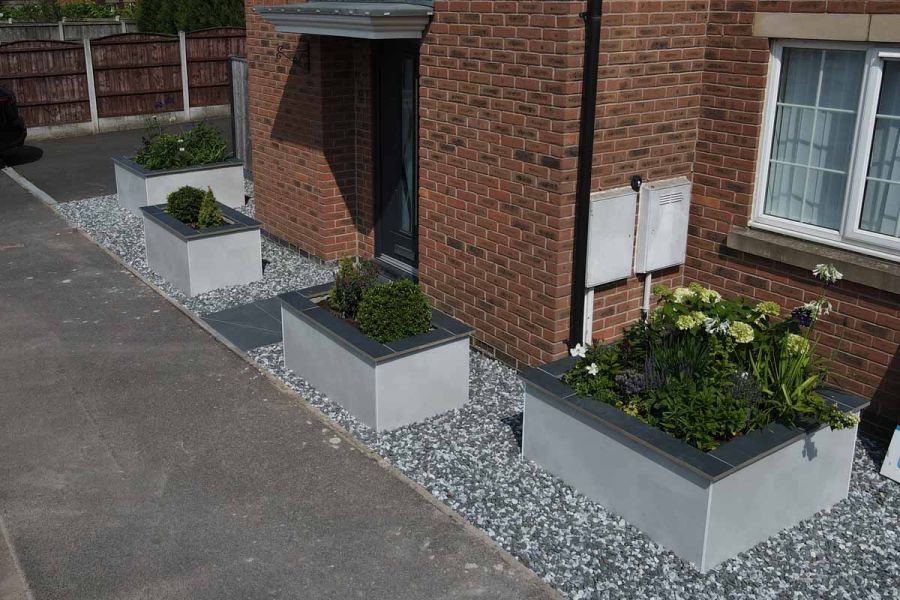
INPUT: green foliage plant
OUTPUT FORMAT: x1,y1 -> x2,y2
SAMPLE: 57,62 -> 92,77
356,279 -> 432,344
327,258 -> 379,319
563,266 -> 858,451
166,185 -> 204,225
134,122 -> 228,171
2,1 -> 131,22
135,0 -> 244,33
196,187 -> 224,229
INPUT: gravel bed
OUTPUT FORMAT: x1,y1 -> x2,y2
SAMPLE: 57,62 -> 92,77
58,190 -> 899,599
56,194 -> 333,315
250,342 -> 899,600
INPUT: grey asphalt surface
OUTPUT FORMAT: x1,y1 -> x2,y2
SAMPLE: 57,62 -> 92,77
0,173 -> 555,600
3,118 -> 232,202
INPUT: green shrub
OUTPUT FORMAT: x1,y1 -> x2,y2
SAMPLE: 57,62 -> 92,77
135,0 -> 244,33
564,267 -> 858,451
356,279 -> 431,344
328,257 -> 379,319
134,122 -> 228,171
2,1 -> 131,22
166,186 -> 204,224
197,187 -> 223,229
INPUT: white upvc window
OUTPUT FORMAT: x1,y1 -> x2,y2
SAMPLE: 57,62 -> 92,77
754,40 -> 900,262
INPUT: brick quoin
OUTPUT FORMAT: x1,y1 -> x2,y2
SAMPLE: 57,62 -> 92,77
245,0 -> 899,438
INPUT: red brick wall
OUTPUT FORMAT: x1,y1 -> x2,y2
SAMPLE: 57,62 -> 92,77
688,0 -> 900,438
417,0 -> 586,366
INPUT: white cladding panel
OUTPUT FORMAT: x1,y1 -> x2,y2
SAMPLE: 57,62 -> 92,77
634,177 -> 692,273
586,187 -> 637,287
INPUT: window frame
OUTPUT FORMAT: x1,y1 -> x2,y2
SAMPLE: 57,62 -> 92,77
752,39 -> 900,262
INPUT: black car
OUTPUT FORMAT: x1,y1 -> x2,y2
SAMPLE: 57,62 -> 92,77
0,86 -> 27,158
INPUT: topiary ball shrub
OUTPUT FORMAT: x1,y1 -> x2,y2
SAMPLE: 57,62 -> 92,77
356,279 -> 431,344
328,257 -> 379,319
166,185 -> 205,225
197,187 -> 224,229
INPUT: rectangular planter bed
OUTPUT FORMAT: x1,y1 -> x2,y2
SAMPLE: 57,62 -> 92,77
114,156 -> 245,217
521,357 -> 868,573
280,285 -> 472,431
140,203 -> 262,297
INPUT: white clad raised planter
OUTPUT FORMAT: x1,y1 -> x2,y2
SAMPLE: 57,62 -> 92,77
521,357 -> 868,572
140,202 -> 262,297
114,156 -> 245,216
280,286 -> 472,431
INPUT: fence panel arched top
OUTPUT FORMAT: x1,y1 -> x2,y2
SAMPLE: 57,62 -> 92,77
0,39 -> 82,52
90,32 -> 178,45
185,27 -> 246,39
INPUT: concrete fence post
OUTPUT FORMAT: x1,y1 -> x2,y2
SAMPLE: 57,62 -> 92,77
83,38 -> 100,133
57,20 -> 64,41
120,20 -> 127,33
178,31 -> 191,121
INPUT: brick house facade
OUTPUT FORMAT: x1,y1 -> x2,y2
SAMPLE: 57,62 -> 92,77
245,0 -> 899,439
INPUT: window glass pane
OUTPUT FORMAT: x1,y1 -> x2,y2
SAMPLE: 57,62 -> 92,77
764,48 -> 863,231
859,61 -> 900,239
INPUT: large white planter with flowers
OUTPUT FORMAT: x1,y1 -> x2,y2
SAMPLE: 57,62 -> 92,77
114,157 -> 245,217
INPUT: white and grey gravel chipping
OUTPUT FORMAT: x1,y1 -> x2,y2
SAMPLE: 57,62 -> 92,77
59,191 -> 900,600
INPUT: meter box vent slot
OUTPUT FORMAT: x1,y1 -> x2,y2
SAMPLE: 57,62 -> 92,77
634,177 -> 692,274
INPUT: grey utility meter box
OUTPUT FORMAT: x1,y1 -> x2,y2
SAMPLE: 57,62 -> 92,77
585,187 -> 637,287
634,177 -> 693,273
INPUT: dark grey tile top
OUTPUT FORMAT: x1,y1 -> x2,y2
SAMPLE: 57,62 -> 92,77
279,284 -> 472,366
202,298 -> 284,352
140,202 -> 260,241
113,155 -> 243,178
521,361 -> 869,482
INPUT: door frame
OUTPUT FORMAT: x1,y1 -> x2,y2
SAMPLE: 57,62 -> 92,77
372,39 -> 421,279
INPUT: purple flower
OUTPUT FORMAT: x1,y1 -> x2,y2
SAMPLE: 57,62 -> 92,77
791,307 -> 813,327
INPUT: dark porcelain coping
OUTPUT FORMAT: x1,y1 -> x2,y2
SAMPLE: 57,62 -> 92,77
521,356 -> 870,482
140,202 -> 261,241
279,284 -> 473,366
113,155 -> 243,178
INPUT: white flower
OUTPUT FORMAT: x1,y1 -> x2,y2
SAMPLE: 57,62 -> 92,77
586,363 -> 600,376
803,299 -> 832,318
704,317 -> 731,335
179,147 -> 186,152
569,343 -> 588,359
169,116 -> 177,123
813,264 -> 843,284
672,287 -> 694,303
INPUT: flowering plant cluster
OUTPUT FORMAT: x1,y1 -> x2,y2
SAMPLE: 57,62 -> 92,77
134,121 -> 229,171
563,266 -> 858,451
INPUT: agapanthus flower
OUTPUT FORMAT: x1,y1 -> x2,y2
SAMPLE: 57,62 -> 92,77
570,343 -> 588,358
586,363 -> 600,376
805,299 -> 832,318
704,317 -> 730,335
672,287 -> 695,304
729,321 -> 755,343
785,333 -> 810,356
813,263 -> 843,284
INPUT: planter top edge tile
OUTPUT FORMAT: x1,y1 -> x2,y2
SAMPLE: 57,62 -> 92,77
280,284 -> 472,365
521,362 -> 868,482
140,203 -> 260,241
113,155 -> 244,178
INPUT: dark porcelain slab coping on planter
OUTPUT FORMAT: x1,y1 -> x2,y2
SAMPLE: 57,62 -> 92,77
521,356 -> 870,482
279,285 -> 473,366
140,203 -> 261,241
113,156 -> 244,178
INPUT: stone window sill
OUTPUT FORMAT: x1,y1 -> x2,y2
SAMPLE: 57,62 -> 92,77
726,227 -> 900,296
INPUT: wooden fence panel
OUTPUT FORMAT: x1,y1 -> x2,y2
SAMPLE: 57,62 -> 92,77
90,32 -> 183,118
0,40 -> 89,127
186,27 -> 245,108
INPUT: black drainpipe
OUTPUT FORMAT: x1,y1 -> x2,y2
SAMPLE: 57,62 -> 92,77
568,0 -> 603,347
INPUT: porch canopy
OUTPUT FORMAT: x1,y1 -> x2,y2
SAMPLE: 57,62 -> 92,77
255,0 -> 434,39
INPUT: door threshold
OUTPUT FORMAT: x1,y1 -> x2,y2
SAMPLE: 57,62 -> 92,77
376,254 -> 418,281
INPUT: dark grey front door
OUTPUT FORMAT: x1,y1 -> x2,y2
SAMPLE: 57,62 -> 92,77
375,40 -> 419,275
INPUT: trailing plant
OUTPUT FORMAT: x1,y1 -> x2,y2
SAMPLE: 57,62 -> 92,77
166,185 -> 204,224
196,187 -> 223,229
328,258 -> 379,319
563,265 -> 858,451
134,122 -> 228,171
356,279 -> 431,344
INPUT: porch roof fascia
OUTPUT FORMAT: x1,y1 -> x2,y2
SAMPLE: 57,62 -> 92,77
254,2 -> 434,40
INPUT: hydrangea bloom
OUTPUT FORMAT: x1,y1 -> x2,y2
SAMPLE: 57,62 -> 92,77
754,301 -> 780,317
785,333 -> 810,356
672,287 -> 695,303
698,288 -> 722,304
675,314 -> 696,330
729,321 -> 754,343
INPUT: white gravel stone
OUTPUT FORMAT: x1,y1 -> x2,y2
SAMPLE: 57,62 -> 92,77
57,190 -> 900,599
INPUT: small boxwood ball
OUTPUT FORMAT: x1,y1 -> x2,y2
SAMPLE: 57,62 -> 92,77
166,185 -> 205,224
357,279 -> 431,344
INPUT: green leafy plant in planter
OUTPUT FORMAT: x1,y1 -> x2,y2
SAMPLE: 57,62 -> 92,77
328,258 -> 379,319
134,122 -> 228,171
166,185 -> 223,229
357,279 -> 432,344
563,265 -> 858,451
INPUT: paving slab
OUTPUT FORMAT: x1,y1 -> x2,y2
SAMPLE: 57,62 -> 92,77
0,173 -> 556,600
4,118 -> 232,203
202,298 -> 284,351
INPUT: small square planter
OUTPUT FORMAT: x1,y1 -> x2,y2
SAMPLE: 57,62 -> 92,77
140,202 -> 262,297
521,357 -> 868,573
280,285 -> 472,431
114,156 -> 245,217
